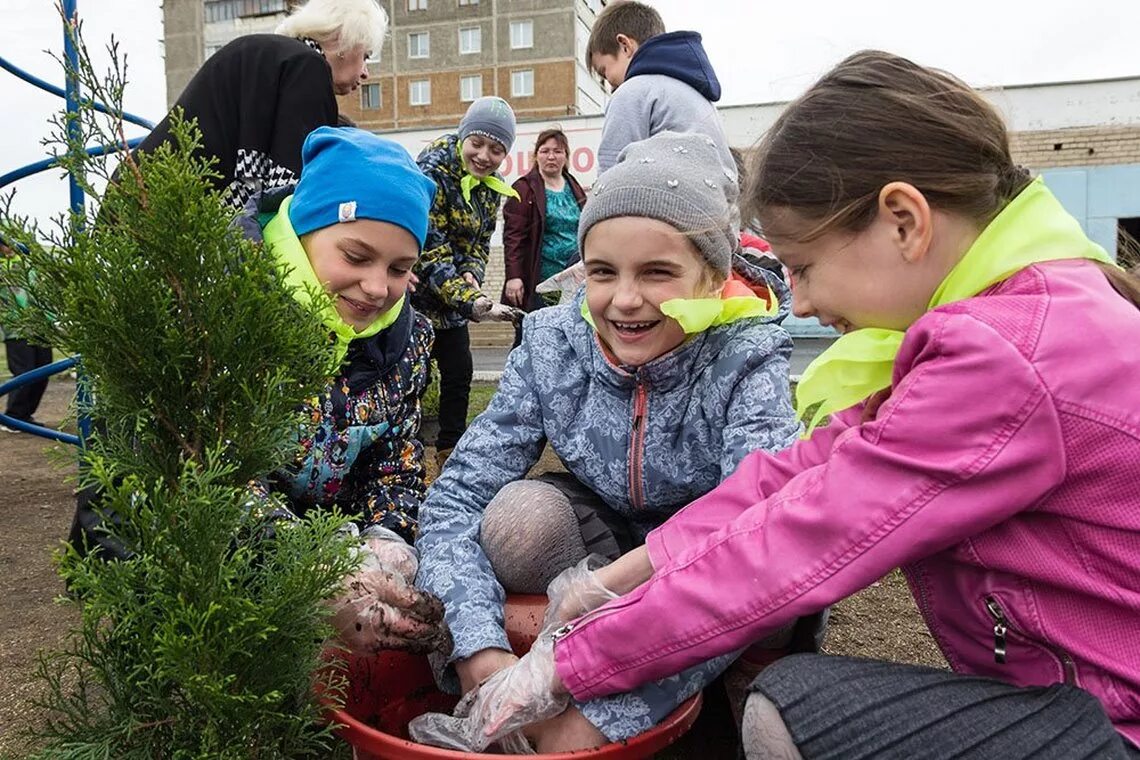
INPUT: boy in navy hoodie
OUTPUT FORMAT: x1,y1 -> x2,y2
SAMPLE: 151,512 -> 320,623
586,1 -> 735,176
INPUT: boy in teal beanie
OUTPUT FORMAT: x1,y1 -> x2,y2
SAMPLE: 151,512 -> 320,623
253,126 -> 451,654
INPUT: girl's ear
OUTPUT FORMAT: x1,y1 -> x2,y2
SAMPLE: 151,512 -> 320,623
878,182 -> 933,264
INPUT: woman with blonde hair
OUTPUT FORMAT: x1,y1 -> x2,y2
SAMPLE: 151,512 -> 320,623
131,0 -> 388,210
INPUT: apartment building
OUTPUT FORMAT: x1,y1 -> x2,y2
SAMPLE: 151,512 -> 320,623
165,0 -> 607,128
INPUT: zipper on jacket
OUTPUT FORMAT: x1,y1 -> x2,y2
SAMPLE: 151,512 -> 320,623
550,597 -> 634,643
628,378 -> 649,510
983,595 -> 1077,683
984,596 -> 1009,663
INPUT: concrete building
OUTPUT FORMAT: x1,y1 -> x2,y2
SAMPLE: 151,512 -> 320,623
164,0 -> 607,127
339,0 -> 607,131
164,0 -> 292,109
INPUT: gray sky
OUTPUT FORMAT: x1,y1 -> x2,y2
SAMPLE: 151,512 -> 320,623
1,0 -> 1137,228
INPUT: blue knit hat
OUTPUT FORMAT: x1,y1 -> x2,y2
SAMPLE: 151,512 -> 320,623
288,127 -> 436,249
457,96 -> 517,151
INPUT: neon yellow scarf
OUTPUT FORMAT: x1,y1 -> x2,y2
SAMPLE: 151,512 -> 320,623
457,145 -> 519,206
262,195 -> 404,369
795,177 -> 1116,436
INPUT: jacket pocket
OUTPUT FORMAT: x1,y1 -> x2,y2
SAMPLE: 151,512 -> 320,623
982,594 -> 1077,685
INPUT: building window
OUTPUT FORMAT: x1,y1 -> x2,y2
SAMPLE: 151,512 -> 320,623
204,0 -> 287,22
511,69 -> 534,97
361,83 -> 382,110
408,32 -> 430,59
460,75 -> 483,102
407,0 -> 427,9
510,20 -> 533,50
458,0 -> 478,5
409,79 -> 432,106
459,26 -> 481,54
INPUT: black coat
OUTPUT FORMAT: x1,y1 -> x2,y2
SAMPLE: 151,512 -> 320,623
500,166 -> 587,310
136,34 -> 338,210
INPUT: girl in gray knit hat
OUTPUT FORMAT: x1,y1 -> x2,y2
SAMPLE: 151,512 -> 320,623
414,132 -> 801,753
411,96 -> 523,471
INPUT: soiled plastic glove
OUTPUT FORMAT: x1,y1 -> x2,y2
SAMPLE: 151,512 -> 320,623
535,261 -> 585,305
542,554 -> 620,630
471,296 -> 525,324
330,525 -> 453,656
408,630 -> 569,753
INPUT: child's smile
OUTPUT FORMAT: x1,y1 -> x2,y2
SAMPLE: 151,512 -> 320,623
302,219 -> 420,331
584,217 -> 721,368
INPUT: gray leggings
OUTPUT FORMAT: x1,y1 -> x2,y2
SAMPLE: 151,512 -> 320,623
744,654 -> 1140,759
479,473 -> 737,742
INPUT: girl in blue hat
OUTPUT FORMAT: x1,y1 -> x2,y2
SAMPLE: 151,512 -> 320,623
239,125 -> 452,655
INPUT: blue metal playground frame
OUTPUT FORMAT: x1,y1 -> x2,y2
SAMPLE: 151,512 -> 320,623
0,0 -> 154,445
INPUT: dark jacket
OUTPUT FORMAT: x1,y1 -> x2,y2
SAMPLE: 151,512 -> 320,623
500,166 -> 587,310
136,34 -> 338,211
411,134 -> 506,330
244,188 -> 434,543
624,30 -> 722,101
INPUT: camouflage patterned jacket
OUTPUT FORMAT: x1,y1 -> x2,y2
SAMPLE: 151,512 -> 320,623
410,133 -> 506,330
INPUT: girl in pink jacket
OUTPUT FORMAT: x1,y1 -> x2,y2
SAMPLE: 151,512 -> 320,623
410,50 -> 1140,758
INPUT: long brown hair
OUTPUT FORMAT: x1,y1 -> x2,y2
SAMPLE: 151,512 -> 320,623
744,49 -> 1140,308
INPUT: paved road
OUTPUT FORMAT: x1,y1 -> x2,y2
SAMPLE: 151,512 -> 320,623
472,337 -> 835,380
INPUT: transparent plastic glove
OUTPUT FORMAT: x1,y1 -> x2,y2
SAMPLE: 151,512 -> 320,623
408,631 -> 569,753
330,525 -> 453,656
535,261 -> 585,305
542,554 -> 619,630
471,296 -> 525,324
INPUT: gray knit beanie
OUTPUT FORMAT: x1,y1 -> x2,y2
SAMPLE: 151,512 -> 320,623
578,132 -> 740,276
457,96 -> 517,152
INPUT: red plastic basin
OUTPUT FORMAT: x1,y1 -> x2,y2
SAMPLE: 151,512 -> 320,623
325,594 -> 702,759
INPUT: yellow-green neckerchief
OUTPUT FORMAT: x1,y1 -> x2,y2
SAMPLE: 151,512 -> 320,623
795,177 -> 1116,437
579,280 -> 779,333
457,144 -> 519,206
262,195 -> 404,369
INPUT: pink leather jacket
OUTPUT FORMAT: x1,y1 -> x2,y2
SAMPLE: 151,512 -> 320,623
553,261 -> 1140,746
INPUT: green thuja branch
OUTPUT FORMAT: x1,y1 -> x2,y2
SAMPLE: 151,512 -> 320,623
2,16 -> 358,760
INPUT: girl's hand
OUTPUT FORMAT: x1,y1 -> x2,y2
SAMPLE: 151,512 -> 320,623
542,554 -> 619,630
329,526 -> 453,656
409,632 -> 569,753
462,272 -> 481,289
504,278 -> 525,307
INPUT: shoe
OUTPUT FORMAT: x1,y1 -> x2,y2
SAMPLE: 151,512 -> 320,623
0,424 -> 16,433
434,447 -> 453,473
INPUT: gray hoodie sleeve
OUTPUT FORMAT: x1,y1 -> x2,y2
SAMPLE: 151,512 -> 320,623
415,332 -> 548,687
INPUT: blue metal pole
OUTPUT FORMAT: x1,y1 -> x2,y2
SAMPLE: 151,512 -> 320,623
63,0 -> 82,219
0,139 -> 147,190
0,357 -> 82,446
61,0 -> 93,445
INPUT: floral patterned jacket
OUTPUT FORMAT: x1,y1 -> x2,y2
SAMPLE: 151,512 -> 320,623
410,133 -> 505,330
416,259 -> 800,667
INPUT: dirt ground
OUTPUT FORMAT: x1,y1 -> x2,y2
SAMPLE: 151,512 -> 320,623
0,381 -> 946,757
